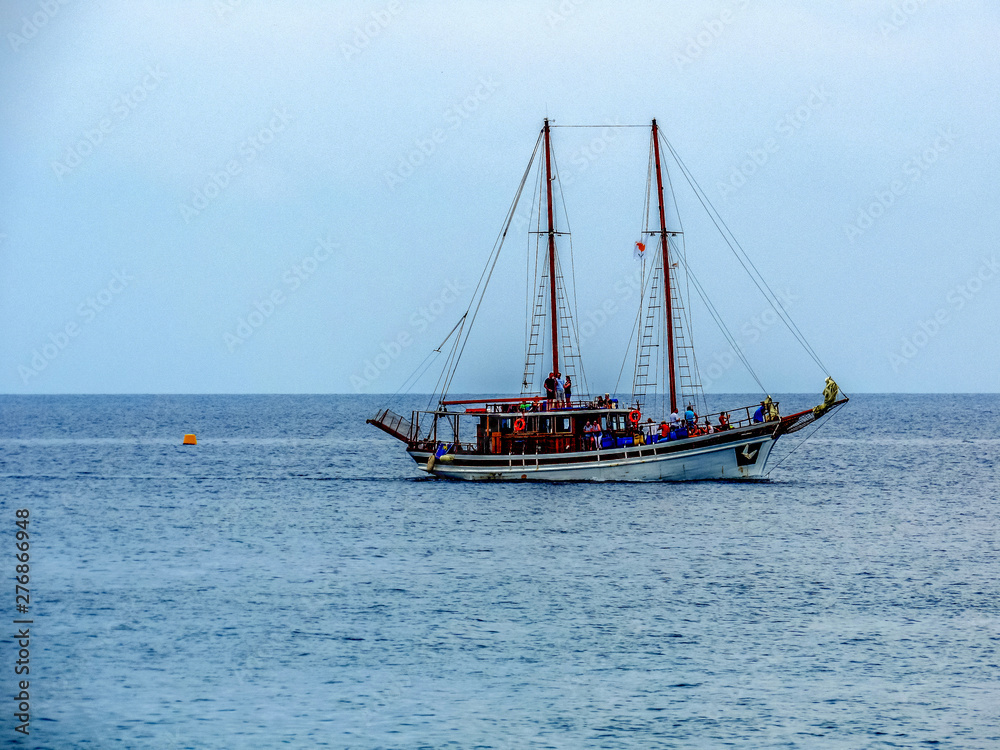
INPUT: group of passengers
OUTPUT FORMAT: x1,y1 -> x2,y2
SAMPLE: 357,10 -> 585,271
582,420 -> 604,450
579,404 -> 736,452
649,405 -> 734,442
543,372 -> 572,409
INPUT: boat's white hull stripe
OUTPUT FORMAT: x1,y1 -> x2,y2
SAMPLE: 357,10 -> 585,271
408,435 -> 777,481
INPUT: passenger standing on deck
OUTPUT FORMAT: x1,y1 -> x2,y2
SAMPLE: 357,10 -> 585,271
563,375 -> 572,403
684,404 -> 696,427
764,395 -> 779,421
669,408 -> 681,431
544,372 -> 556,409
554,372 -> 565,405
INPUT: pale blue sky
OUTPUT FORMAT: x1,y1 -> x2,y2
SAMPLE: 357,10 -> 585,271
2,0 -> 998,394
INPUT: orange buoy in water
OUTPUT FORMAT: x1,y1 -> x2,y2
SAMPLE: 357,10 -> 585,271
182,434 -> 197,445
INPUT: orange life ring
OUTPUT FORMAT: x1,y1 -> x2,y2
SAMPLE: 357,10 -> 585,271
628,409 -> 641,425
513,417 -> 526,432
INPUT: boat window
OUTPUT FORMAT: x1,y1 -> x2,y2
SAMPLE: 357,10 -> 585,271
557,417 -> 571,433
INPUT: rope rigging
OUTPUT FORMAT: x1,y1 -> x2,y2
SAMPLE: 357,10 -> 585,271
659,131 -> 840,392
403,122 -> 841,423
437,133 -> 543,402
537,123 -> 840,403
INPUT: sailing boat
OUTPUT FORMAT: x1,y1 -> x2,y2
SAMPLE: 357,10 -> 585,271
368,119 -> 847,481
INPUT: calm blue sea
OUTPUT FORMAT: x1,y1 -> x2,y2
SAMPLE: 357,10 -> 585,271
1,394 -> 998,749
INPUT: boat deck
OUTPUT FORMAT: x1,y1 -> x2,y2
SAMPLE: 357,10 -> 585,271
367,396 -> 847,458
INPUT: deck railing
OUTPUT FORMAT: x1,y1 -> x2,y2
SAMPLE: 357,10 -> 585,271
450,398 -> 776,428
367,408 -> 416,442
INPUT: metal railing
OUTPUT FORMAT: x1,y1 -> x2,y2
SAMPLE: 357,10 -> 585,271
369,409 -> 416,442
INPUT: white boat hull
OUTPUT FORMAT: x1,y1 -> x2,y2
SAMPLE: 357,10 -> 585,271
408,429 -> 778,481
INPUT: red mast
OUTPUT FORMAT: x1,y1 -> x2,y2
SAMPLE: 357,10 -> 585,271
543,118 -> 560,379
651,119 -> 677,414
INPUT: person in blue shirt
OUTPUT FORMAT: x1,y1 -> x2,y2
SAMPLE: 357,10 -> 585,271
753,402 -> 765,422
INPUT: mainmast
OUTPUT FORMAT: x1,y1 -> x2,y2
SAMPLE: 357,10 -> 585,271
543,118 -> 560,379
651,119 -> 678,414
